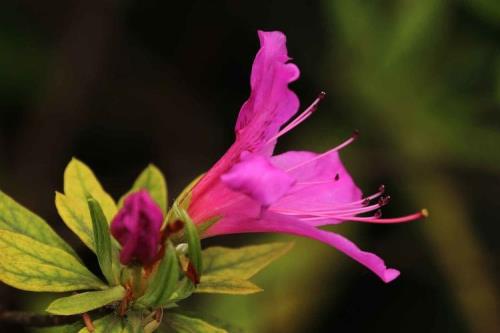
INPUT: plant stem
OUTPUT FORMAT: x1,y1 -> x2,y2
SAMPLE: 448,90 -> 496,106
131,265 -> 144,297
0,310 -> 79,327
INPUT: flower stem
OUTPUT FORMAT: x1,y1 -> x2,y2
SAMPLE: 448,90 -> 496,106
130,264 -> 144,297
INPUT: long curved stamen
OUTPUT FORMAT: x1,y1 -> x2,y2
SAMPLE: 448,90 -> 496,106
266,91 -> 326,144
280,186 -> 386,212
300,210 -> 427,223
271,202 -> 383,218
286,130 -> 359,172
338,209 -> 429,224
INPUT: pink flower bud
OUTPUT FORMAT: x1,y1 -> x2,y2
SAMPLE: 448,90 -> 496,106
111,190 -> 163,266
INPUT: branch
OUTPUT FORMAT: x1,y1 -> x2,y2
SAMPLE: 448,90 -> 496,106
0,310 -> 80,327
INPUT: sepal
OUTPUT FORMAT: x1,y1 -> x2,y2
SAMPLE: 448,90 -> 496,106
136,241 -> 180,308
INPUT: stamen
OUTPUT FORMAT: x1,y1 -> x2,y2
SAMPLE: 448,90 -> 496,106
328,202 -> 383,215
286,131 -> 359,172
271,202 -> 382,217
378,195 -> 391,206
342,209 -> 428,224
333,187 -> 385,209
266,91 -> 326,144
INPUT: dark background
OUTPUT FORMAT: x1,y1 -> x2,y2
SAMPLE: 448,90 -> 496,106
1,1 -> 499,332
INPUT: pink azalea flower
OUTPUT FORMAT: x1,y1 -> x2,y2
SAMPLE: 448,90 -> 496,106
187,31 -> 426,283
111,190 -> 163,266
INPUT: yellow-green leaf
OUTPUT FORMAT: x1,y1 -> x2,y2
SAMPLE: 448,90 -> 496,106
0,190 -> 76,256
202,242 -> 294,279
0,230 -> 106,292
165,313 -> 228,333
55,192 -> 95,252
78,314 -> 124,333
195,275 -> 262,295
64,158 -> 117,222
47,285 -> 125,315
119,164 -> 168,214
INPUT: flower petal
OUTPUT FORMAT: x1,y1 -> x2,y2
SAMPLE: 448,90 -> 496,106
204,211 -> 399,283
221,152 -> 296,206
190,31 -> 299,201
270,150 -> 362,225
235,30 -> 300,152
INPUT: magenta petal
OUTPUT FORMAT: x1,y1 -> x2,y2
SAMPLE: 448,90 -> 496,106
221,152 -> 296,206
191,30 -> 299,200
235,30 -> 300,152
205,211 -> 400,283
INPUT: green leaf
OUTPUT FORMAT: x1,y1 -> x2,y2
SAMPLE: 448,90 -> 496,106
64,158 -> 117,222
0,190 -> 76,256
55,192 -> 95,252
119,164 -> 168,214
0,230 -> 105,292
165,313 -> 227,333
162,311 -> 244,333
182,211 -> 202,278
202,242 -> 294,279
47,285 -> 125,315
167,278 -> 195,304
136,242 -> 180,308
88,198 -> 119,285
195,276 -> 262,295
78,314 -> 124,333
193,243 -> 293,295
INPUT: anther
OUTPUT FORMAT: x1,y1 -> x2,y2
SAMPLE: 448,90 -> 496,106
310,91 -> 327,114
362,198 -> 371,206
374,209 -> 382,218
378,184 -> 386,193
352,129 -> 360,139
378,195 -> 391,207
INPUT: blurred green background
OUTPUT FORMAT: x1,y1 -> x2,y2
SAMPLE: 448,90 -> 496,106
0,1 -> 499,332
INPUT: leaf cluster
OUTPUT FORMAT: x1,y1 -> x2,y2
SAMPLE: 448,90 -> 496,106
0,159 -> 293,332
